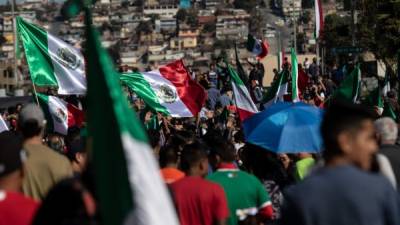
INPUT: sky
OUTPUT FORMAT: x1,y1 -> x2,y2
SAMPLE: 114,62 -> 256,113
0,0 -> 64,5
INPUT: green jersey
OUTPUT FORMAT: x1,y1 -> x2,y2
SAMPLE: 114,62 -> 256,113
208,168 -> 272,225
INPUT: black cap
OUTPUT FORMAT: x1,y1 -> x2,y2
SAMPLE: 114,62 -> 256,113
0,131 -> 25,177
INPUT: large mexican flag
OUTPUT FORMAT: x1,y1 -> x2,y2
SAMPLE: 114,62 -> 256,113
120,60 -> 206,117
17,17 -> 86,95
84,15 -> 179,225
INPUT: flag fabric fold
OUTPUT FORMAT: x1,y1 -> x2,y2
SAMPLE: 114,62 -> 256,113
298,67 -> 309,94
328,64 -> 361,103
291,48 -> 300,102
263,70 -> 289,107
277,47 -> 286,71
17,17 -> 86,95
315,0 -> 324,39
37,93 -> 84,135
84,13 -> 179,225
235,43 -> 249,85
0,116 -> 8,133
120,60 -> 206,117
226,62 -> 258,121
246,34 -> 269,59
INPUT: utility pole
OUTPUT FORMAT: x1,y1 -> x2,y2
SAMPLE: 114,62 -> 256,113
351,0 -> 356,47
291,0 -> 297,52
11,0 -> 18,91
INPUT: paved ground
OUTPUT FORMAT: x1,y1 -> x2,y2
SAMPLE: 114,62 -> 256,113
260,0 -> 292,54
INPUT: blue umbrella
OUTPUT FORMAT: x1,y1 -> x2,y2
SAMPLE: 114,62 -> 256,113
243,102 -> 324,153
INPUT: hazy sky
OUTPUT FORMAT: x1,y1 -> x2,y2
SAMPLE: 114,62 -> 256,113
0,0 -> 64,5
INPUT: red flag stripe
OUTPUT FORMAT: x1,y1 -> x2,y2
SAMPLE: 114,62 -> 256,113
67,103 -> 85,128
237,108 -> 256,122
159,60 -> 207,116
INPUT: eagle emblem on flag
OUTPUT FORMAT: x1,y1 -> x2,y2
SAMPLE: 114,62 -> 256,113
54,108 -> 67,123
158,84 -> 177,103
56,47 -> 81,70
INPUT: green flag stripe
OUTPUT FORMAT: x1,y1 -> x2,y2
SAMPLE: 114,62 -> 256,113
330,64 -> 361,103
16,17 -> 58,86
36,93 -> 55,133
85,18 -> 135,225
263,70 -> 288,103
228,64 -> 246,87
120,73 -> 170,116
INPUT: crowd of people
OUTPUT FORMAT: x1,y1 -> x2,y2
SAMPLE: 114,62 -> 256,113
1,57 -> 400,225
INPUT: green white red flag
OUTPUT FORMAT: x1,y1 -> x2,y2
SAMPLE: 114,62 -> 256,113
226,62 -> 258,121
17,17 -> 86,95
246,34 -> 269,59
37,93 -> 84,135
263,70 -> 289,107
120,60 -> 206,117
84,14 -> 179,225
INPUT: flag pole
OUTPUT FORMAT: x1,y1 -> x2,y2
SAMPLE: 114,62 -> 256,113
277,31 -> 281,71
31,82 -> 40,105
316,39 -> 320,71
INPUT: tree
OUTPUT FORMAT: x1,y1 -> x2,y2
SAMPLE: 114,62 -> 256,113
202,22 -> 216,33
176,9 -> 187,22
302,0 -> 313,9
137,21 -> 153,34
0,35 -> 6,46
186,9 -> 198,27
233,0 -> 258,12
357,0 -> 400,73
320,14 -> 352,62
299,11 -> 312,24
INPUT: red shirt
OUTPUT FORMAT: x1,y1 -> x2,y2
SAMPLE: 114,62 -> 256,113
170,176 -> 229,225
0,191 -> 39,225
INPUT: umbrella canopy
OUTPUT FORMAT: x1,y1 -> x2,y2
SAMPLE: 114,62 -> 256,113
243,102 -> 324,153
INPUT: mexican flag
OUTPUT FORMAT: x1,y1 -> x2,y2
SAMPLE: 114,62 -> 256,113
37,93 -> 84,135
291,48 -> 300,102
17,17 -> 86,95
226,62 -> 258,121
84,15 -> 179,225
246,34 -> 269,59
120,60 -> 206,117
0,116 -> 8,133
315,0 -> 324,39
329,64 -> 361,103
263,70 -> 289,107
